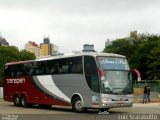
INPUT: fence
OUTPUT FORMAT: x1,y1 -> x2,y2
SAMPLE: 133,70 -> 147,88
133,80 -> 160,102
133,80 -> 160,93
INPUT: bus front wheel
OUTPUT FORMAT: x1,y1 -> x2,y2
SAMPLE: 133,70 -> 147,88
72,97 -> 85,113
99,108 -> 110,112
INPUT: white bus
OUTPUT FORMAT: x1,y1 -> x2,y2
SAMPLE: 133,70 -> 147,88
4,52 -> 133,112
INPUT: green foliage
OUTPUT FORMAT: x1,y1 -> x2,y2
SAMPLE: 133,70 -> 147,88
146,40 -> 160,79
19,50 -> 36,61
104,38 -> 136,63
104,33 -> 160,80
0,46 -> 36,86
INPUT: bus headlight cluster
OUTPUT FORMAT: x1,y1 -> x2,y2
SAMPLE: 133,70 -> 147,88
102,97 -> 111,101
128,96 -> 133,101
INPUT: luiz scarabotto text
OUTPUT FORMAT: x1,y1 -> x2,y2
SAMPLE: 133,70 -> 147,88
118,114 -> 158,120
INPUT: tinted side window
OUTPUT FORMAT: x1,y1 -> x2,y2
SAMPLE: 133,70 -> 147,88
34,61 -> 44,75
9,65 -> 18,76
16,64 -> 24,76
71,57 -> 83,73
31,60 -> 60,75
84,56 -> 99,93
4,66 -> 14,76
31,56 -> 83,75
24,63 -> 33,75
59,57 -> 83,74
4,64 -> 27,77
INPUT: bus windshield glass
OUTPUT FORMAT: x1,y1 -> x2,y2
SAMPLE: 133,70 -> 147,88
97,57 -> 132,95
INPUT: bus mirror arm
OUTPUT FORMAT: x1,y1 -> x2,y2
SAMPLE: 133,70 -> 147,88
101,83 -> 105,92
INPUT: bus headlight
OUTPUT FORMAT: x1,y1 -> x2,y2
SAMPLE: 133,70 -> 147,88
102,97 -> 110,101
128,96 -> 133,101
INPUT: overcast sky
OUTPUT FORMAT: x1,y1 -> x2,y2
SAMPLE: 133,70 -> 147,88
0,0 -> 160,53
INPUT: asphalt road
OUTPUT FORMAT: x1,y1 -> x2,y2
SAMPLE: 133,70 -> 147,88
0,101 -> 160,120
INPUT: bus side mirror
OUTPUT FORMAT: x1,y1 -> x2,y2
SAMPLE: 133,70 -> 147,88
131,68 -> 141,83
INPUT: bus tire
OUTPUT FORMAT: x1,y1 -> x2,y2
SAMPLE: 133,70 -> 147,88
72,97 -> 85,113
13,95 -> 21,107
20,95 -> 28,108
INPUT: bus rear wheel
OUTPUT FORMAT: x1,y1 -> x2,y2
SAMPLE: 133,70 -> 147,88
13,95 -> 20,107
72,97 -> 85,113
20,95 -> 29,108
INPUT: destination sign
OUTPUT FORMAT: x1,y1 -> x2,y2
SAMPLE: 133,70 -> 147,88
97,57 -> 130,70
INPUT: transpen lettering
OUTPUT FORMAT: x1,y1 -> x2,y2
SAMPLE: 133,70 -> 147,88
6,78 -> 25,84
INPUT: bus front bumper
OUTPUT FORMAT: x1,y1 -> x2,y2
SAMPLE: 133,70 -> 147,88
99,100 -> 133,109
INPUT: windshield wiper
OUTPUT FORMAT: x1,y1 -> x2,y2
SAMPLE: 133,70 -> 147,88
112,88 -> 124,94
112,88 -> 124,90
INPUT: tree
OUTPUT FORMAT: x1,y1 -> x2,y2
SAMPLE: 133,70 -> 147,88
104,33 -> 160,80
146,40 -> 160,79
0,46 -> 36,86
133,34 -> 160,79
104,38 -> 137,67
0,46 -> 20,86
19,50 -> 36,61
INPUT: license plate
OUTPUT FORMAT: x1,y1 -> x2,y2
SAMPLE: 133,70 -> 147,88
117,103 -> 124,106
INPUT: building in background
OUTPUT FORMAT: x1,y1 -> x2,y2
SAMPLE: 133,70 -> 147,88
25,41 -> 43,58
105,39 -> 112,47
40,37 -> 59,56
0,36 -> 9,46
130,30 -> 138,39
82,44 -> 96,52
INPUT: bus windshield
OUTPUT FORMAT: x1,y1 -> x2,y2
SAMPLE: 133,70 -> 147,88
97,57 -> 132,95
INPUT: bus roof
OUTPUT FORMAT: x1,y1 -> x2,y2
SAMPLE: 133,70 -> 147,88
5,60 -> 34,66
36,52 -> 125,61
5,52 -> 125,65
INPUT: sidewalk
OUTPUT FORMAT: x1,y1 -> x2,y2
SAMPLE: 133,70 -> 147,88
133,103 -> 160,107
0,98 -> 159,107
0,98 -> 4,102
